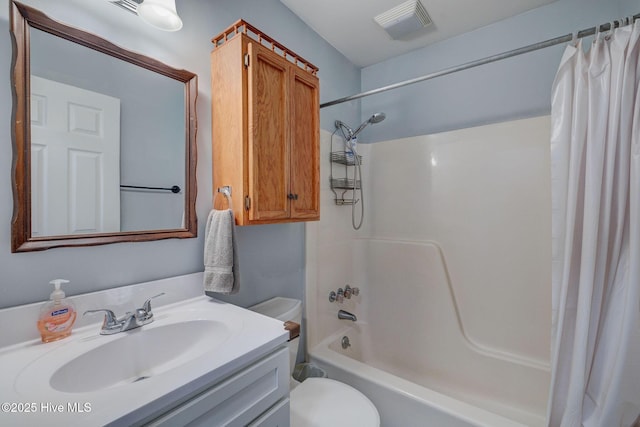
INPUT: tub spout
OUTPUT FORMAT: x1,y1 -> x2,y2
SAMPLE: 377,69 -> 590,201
338,310 -> 357,321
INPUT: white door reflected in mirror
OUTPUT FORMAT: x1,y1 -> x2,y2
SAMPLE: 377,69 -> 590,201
30,76 -> 120,236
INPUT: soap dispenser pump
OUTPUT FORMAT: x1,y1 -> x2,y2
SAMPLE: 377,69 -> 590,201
37,279 -> 77,343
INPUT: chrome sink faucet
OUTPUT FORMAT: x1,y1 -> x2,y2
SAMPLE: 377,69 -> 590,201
84,293 -> 165,335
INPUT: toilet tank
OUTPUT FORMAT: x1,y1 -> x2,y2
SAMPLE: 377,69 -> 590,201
248,297 -> 302,376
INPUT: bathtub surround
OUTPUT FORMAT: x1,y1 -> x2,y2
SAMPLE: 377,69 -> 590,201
0,0 -> 360,309
307,117 -> 552,426
548,23 -> 640,427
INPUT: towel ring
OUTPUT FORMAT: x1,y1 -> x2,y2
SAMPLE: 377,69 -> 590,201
215,186 -> 233,210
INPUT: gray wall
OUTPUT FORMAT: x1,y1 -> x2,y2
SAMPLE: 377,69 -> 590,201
355,0 -> 624,143
4,0 -> 629,309
619,0 -> 639,16
0,0 -> 360,309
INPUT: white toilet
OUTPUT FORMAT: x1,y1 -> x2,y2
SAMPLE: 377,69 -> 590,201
249,297 -> 380,427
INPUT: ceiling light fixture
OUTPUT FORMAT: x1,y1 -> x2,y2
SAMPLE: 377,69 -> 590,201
108,0 -> 183,32
137,0 -> 183,31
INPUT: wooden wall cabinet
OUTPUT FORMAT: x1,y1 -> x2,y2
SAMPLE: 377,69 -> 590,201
211,20 -> 320,225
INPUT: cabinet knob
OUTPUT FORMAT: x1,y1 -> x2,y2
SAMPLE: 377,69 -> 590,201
287,193 -> 299,200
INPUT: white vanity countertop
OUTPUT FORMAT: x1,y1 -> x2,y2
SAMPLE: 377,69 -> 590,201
0,274 -> 288,426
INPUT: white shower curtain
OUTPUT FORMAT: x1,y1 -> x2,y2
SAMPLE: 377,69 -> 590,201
548,21 -> 640,427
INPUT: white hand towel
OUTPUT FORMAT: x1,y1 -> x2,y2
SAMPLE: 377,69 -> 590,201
203,209 -> 239,294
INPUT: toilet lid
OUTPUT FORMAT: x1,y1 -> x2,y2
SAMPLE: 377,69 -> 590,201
290,378 -> 380,427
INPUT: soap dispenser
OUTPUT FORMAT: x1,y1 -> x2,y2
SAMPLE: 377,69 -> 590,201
37,279 -> 77,343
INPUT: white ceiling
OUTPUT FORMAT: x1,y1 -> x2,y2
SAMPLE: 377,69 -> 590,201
280,0 -> 557,68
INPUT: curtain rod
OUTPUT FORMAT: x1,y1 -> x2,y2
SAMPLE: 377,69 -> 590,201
320,14 -> 640,109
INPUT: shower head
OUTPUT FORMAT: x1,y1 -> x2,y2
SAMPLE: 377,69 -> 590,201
335,112 -> 386,140
352,112 -> 386,138
368,112 -> 387,124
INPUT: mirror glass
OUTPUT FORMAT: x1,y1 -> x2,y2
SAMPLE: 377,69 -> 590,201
11,1 -> 198,252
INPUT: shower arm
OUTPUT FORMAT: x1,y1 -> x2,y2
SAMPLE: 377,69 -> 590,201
351,120 -> 372,139
335,120 -> 354,141
335,113 -> 387,147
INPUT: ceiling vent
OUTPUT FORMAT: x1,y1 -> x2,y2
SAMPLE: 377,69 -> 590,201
374,0 -> 432,40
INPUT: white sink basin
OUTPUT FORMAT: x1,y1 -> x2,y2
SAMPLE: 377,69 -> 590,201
0,275 -> 289,426
13,305 -> 244,400
49,319 -> 231,393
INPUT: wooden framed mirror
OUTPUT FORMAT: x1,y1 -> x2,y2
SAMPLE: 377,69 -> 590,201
10,1 -> 198,252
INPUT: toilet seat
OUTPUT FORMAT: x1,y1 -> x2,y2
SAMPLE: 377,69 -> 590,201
247,298 -> 379,426
290,378 -> 380,427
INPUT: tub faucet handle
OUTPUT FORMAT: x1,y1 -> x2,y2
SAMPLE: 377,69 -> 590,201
329,290 -> 344,304
344,285 -> 359,298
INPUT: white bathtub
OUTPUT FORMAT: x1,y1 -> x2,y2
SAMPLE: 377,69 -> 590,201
310,325 -> 546,427
306,239 -> 550,427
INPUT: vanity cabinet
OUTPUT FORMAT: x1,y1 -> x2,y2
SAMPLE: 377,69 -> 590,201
147,347 -> 289,426
211,20 -> 320,225
0,273 -> 290,427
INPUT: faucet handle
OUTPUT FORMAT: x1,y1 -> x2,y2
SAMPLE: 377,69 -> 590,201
142,292 -> 166,312
83,309 -> 118,327
329,291 -> 345,304
351,287 -> 360,296
344,285 -> 354,299
345,285 -> 360,296
141,292 -> 165,315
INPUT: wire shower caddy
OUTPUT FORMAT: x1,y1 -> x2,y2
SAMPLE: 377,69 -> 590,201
329,136 -> 362,205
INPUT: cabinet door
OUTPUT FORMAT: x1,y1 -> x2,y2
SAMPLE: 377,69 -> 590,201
289,67 -> 320,220
146,347 -> 289,427
247,398 -> 290,426
247,42 -> 290,221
